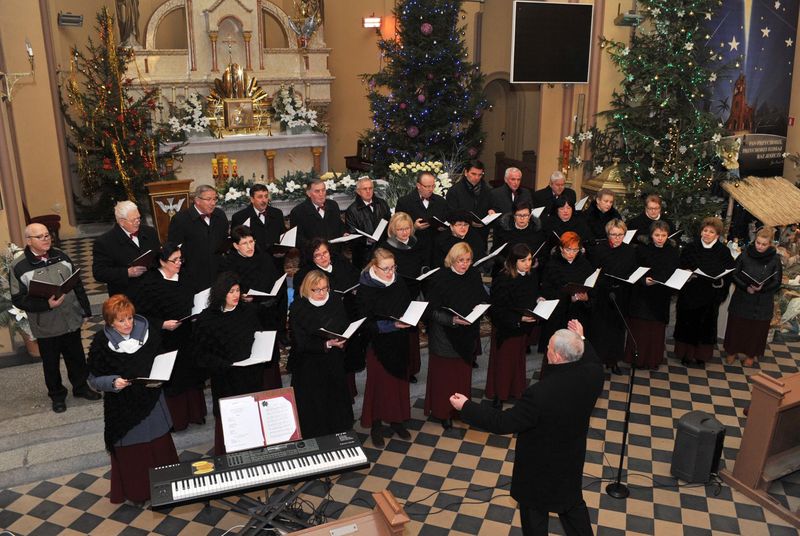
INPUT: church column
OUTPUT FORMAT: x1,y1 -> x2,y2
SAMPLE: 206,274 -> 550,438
209,31 -> 219,72
243,31 -> 252,71
264,150 -> 276,181
311,147 -> 323,174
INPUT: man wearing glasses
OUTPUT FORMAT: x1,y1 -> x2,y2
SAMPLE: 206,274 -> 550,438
11,223 -> 100,413
92,200 -> 161,299
168,184 -> 230,292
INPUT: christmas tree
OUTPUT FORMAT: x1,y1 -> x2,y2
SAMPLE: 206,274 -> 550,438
363,0 -> 488,177
592,0 -> 730,234
60,7 -> 182,218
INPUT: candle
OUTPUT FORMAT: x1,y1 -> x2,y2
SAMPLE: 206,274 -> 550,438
222,157 -> 229,178
211,158 -> 218,178
231,159 -> 238,177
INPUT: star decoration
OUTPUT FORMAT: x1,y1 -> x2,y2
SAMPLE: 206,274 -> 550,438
709,72 -> 717,82
705,12 -> 713,20
761,27 -> 771,38
728,36 -> 740,50
787,38 -> 794,47
685,42 -> 694,51
774,0 -> 781,8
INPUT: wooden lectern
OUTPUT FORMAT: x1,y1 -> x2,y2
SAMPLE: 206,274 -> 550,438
720,371 -> 800,528
145,179 -> 194,243
291,490 -> 410,536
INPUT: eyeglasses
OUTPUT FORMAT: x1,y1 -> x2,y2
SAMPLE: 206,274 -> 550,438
27,233 -> 51,240
608,232 -> 625,238
313,250 -> 330,259
310,286 -> 329,293
198,196 -> 218,202
563,247 -> 580,253
167,257 -> 183,264
375,264 -> 396,273
125,217 -> 142,223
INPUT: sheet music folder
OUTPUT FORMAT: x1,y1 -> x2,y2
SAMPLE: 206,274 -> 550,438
219,387 -> 302,454
28,269 -> 82,299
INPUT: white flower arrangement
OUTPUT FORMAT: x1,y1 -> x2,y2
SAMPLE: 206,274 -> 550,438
385,160 -> 452,206
1,243 -> 33,339
168,93 -> 210,135
273,86 -> 319,130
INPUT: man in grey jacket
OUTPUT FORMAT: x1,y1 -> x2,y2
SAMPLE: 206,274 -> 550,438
11,223 -> 100,412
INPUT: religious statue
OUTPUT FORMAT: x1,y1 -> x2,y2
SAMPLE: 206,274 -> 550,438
116,0 -> 140,47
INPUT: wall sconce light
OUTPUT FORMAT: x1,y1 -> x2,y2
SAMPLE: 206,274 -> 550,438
363,14 -> 382,30
0,40 -> 35,102
57,12 -> 84,27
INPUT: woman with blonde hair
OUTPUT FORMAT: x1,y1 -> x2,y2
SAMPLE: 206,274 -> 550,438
424,242 -> 489,429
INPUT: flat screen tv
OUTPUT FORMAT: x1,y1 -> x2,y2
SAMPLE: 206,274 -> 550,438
510,1 -> 594,84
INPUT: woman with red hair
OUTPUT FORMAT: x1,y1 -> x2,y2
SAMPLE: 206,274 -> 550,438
539,232 -> 595,376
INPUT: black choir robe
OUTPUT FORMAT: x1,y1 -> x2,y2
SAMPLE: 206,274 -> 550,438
167,206 -> 229,293
92,224 -> 161,299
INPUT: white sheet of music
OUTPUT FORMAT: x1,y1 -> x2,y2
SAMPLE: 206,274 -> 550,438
447,303 -> 491,324
355,219 -> 388,241
137,350 -> 177,382
277,226 -> 297,248
220,396 -> 264,453
532,206 -> 545,218
416,267 -> 440,281
474,242 -> 508,267
233,331 -> 276,366
575,196 -> 589,211
694,267 -> 735,280
585,268 -> 601,288
533,299 -> 559,320
607,266 -> 651,284
260,396 -> 297,444
192,288 -> 211,316
329,234 -> 362,243
480,212 -> 503,226
391,301 -> 428,326
622,230 -> 638,244
655,268 -> 693,290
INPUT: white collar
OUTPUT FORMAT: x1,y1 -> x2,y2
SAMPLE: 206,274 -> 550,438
316,263 -> 333,273
450,266 -> 467,275
158,268 -> 179,281
369,266 -> 395,286
701,238 -> 717,249
309,295 -> 329,307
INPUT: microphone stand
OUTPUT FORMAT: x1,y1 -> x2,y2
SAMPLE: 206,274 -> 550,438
605,291 -> 637,499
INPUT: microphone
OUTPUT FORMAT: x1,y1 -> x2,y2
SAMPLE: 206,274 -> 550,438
609,291 -> 616,301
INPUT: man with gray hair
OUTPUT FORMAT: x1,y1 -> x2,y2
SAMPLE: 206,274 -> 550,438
344,176 -> 391,268
532,170 -> 577,220
93,200 -> 161,298
488,166 -> 533,215
168,184 -> 229,292
450,319 -> 603,536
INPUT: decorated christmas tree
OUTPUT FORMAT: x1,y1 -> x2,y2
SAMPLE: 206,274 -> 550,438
60,7 -> 182,217
592,0 -> 731,234
363,0 -> 488,177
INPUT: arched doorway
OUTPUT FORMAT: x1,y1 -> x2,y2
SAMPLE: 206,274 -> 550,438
482,77 -> 510,182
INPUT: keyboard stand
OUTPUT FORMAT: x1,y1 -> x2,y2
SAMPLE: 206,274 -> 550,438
214,480 -> 317,535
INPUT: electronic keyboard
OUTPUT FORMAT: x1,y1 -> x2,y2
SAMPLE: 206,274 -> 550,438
149,431 -> 369,508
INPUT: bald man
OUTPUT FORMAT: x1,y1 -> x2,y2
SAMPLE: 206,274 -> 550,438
10,224 -> 100,413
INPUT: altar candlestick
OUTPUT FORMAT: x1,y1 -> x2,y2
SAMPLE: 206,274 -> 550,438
211,158 -> 219,178
231,159 -> 238,177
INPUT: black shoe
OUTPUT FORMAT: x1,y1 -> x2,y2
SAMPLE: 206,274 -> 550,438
680,358 -> 691,367
492,397 -> 502,409
610,364 -> 622,375
441,418 -> 453,430
409,375 -> 418,384
74,389 -> 101,401
390,422 -> 411,440
370,425 -> 385,448
696,360 -> 705,369
52,400 -> 67,413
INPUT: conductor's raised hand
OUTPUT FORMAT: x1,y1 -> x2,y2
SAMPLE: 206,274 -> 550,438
567,319 -> 584,337
449,393 -> 469,411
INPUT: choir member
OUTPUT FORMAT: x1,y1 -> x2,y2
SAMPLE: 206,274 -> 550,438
229,183 -> 287,271
488,167 -> 533,215
167,185 -> 229,293
487,244 -> 540,408
92,201 -> 161,300
424,242 -> 489,429
588,219 -> 637,374
542,197 -> 592,252
395,170 -> 449,267
624,221 -> 680,370
585,189 -> 622,241
724,227 -> 782,367
378,212 -> 425,382
674,217 -> 735,367
532,170 -> 577,220
344,176 -> 391,269
432,210 -> 486,267
289,178 -> 346,249
194,272 -> 264,454
357,248 -> 414,447
220,226 -> 286,389
88,295 -> 178,504
626,194 -> 675,236
135,243 -> 207,430
289,270 -> 354,438
493,201 -> 547,265
446,160 -> 493,246
539,232 -> 594,375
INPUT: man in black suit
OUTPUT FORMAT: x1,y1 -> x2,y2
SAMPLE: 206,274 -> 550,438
344,176 -> 391,268
532,171 -> 578,219
446,160 -> 493,246
167,184 -> 230,292
92,200 -> 161,299
395,170 -> 448,267
289,178 -> 345,249
450,320 -> 604,536
489,166 -> 533,215
230,183 -> 287,265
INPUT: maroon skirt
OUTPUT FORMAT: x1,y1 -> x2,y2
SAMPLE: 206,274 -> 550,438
360,348 -> 411,426
485,328 -> 527,401
424,353 -> 472,420
624,318 -> 667,369
262,361 -> 283,390
165,387 -> 207,431
109,432 -> 178,504
724,314 -> 771,358
409,329 -> 421,377
674,341 -> 715,362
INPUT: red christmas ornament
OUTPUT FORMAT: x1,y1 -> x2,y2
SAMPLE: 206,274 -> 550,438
417,94 -> 426,103
421,22 -> 433,35
399,102 -> 407,110
102,158 -> 112,170
117,114 -> 124,122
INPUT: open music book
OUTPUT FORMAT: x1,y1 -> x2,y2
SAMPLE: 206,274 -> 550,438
742,270 -> 777,286
329,234 -> 362,244
473,242 -> 508,267
129,250 -> 156,268
245,274 -> 287,299
651,268 -> 693,290
444,303 -> 491,324
233,331 -> 277,367
178,288 -> 211,322
319,317 -> 367,340
605,266 -> 651,284
390,301 -> 428,326
219,388 -> 302,453
574,196 -> 589,211
354,219 -> 388,242
28,269 -> 82,299
622,230 -> 638,244
416,267 -> 440,281
134,350 -> 177,384
693,267 -> 735,280
562,268 -> 601,294
517,299 -> 560,320
532,206 -> 545,218
333,283 -> 360,294
274,227 -> 297,248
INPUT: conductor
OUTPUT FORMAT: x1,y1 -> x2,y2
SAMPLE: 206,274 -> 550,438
449,320 -> 603,536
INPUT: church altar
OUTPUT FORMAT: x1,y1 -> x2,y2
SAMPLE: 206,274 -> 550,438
161,131 -> 327,187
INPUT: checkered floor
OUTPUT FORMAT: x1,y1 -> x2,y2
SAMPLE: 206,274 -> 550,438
59,237 -> 108,298
4,237 -> 798,535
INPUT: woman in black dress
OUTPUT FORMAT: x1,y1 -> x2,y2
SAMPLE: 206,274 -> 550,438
425,242 -> 489,429
432,210 -> 486,268
88,295 -> 178,504
674,217 -> 736,367
134,243 -> 207,431
357,248 -> 414,447
588,219 -> 637,374
220,225 -> 285,389
289,270 -> 354,438
543,198 -> 593,252
539,231 -> 594,376
492,201 -> 547,274
194,272 -> 265,454
585,189 -> 622,241
624,221 -> 679,370
378,211 -> 425,382
724,227 -> 782,367
487,244 -> 540,408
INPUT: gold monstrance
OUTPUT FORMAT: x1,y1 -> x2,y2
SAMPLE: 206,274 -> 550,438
206,62 -> 272,137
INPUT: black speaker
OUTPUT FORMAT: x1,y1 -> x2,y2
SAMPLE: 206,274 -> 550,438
670,411 -> 725,483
